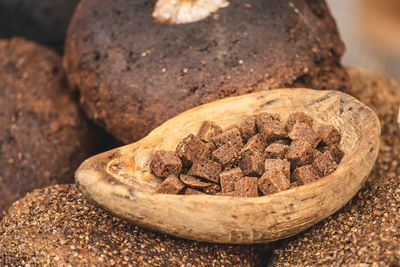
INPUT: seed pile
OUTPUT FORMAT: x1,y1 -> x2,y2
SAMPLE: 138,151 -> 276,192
0,184 -> 262,266
150,112 -> 344,196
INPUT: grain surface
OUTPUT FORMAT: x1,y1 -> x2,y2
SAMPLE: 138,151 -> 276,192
0,184 -> 261,266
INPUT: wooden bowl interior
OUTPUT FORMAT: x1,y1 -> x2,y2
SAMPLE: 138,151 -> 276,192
108,90 -> 365,192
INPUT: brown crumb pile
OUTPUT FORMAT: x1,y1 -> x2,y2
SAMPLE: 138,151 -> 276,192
270,68 -> 400,265
271,176 -> 400,266
0,184 -> 262,266
150,113 -> 343,197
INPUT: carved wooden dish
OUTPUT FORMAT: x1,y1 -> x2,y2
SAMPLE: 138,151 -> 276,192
75,89 -> 380,244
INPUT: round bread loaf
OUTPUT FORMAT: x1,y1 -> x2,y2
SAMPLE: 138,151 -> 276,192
0,38 -> 94,217
0,184 -> 262,266
64,0 -> 350,143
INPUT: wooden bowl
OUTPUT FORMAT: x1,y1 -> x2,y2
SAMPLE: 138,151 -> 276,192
75,89 -> 380,244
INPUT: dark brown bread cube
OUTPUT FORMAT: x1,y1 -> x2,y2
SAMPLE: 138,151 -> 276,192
187,158 -> 221,183
265,143 -> 289,159
258,169 -> 290,195
239,151 -> 264,177
291,165 -> 320,185
155,175 -> 185,194
212,127 -> 243,147
318,125 -> 341,145
202,183 -> 221,195
256,112 -> 282,124
197,121 -> 223,142
199,142 -> 217,160
285,112 -> 314,132
255,113 -> 287,142
320,144 -> 344,164
264,158 -> 291,179
212,141 -> 242,165
180,175 -> 211,189
288,122 -> 321,147
313,151 -> 338,177
286,140 -> 315,167
240,134 -> 266,157
184,188 -> 206,195
150,151 -> 182,178
239,115 -> 257,141
234,177 -> 258,197
220,168 -> 244,193
176,134 -> 207,165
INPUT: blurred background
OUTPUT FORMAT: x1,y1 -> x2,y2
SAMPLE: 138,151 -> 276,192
1,0 -> 399,81
327,0 -> 400,80
0,0 -> 80,52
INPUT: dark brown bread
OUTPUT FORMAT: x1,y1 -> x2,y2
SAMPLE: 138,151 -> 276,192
187,158 -> 222,183
239,115 -> 257,142
150,151 -> 183,178
264,159 -> 291,179
197,121 -> 223,142
285,112 -> 314,133
319,144 -> 344,164
176,134 -> 206,165
240,134 -> 266,157
0,38 -> 93,218
212,141 -> 242,165
212,127 -> 243,147
255,113 -> 287,142
150,111 -> 342,196
239,150 -> 264,177
258,169 -> 290,195
318,125 -> 341,145
155,174 -> 185,194
64,0 -> 349,143
234,177 -> 259,197
288,122 -> 321,147
220,167 -> 244,193
291,165 -> 320,185
286,140 -> 315,167
312,151 -> 337,176
180,174 -> 211,189
265,143 -> 289,159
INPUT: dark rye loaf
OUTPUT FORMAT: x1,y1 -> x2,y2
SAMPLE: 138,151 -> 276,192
0,38 -> 94,218
64,0 -> 349,144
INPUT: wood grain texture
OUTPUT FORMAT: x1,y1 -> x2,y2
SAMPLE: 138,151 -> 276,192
75,89 -> 380,244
